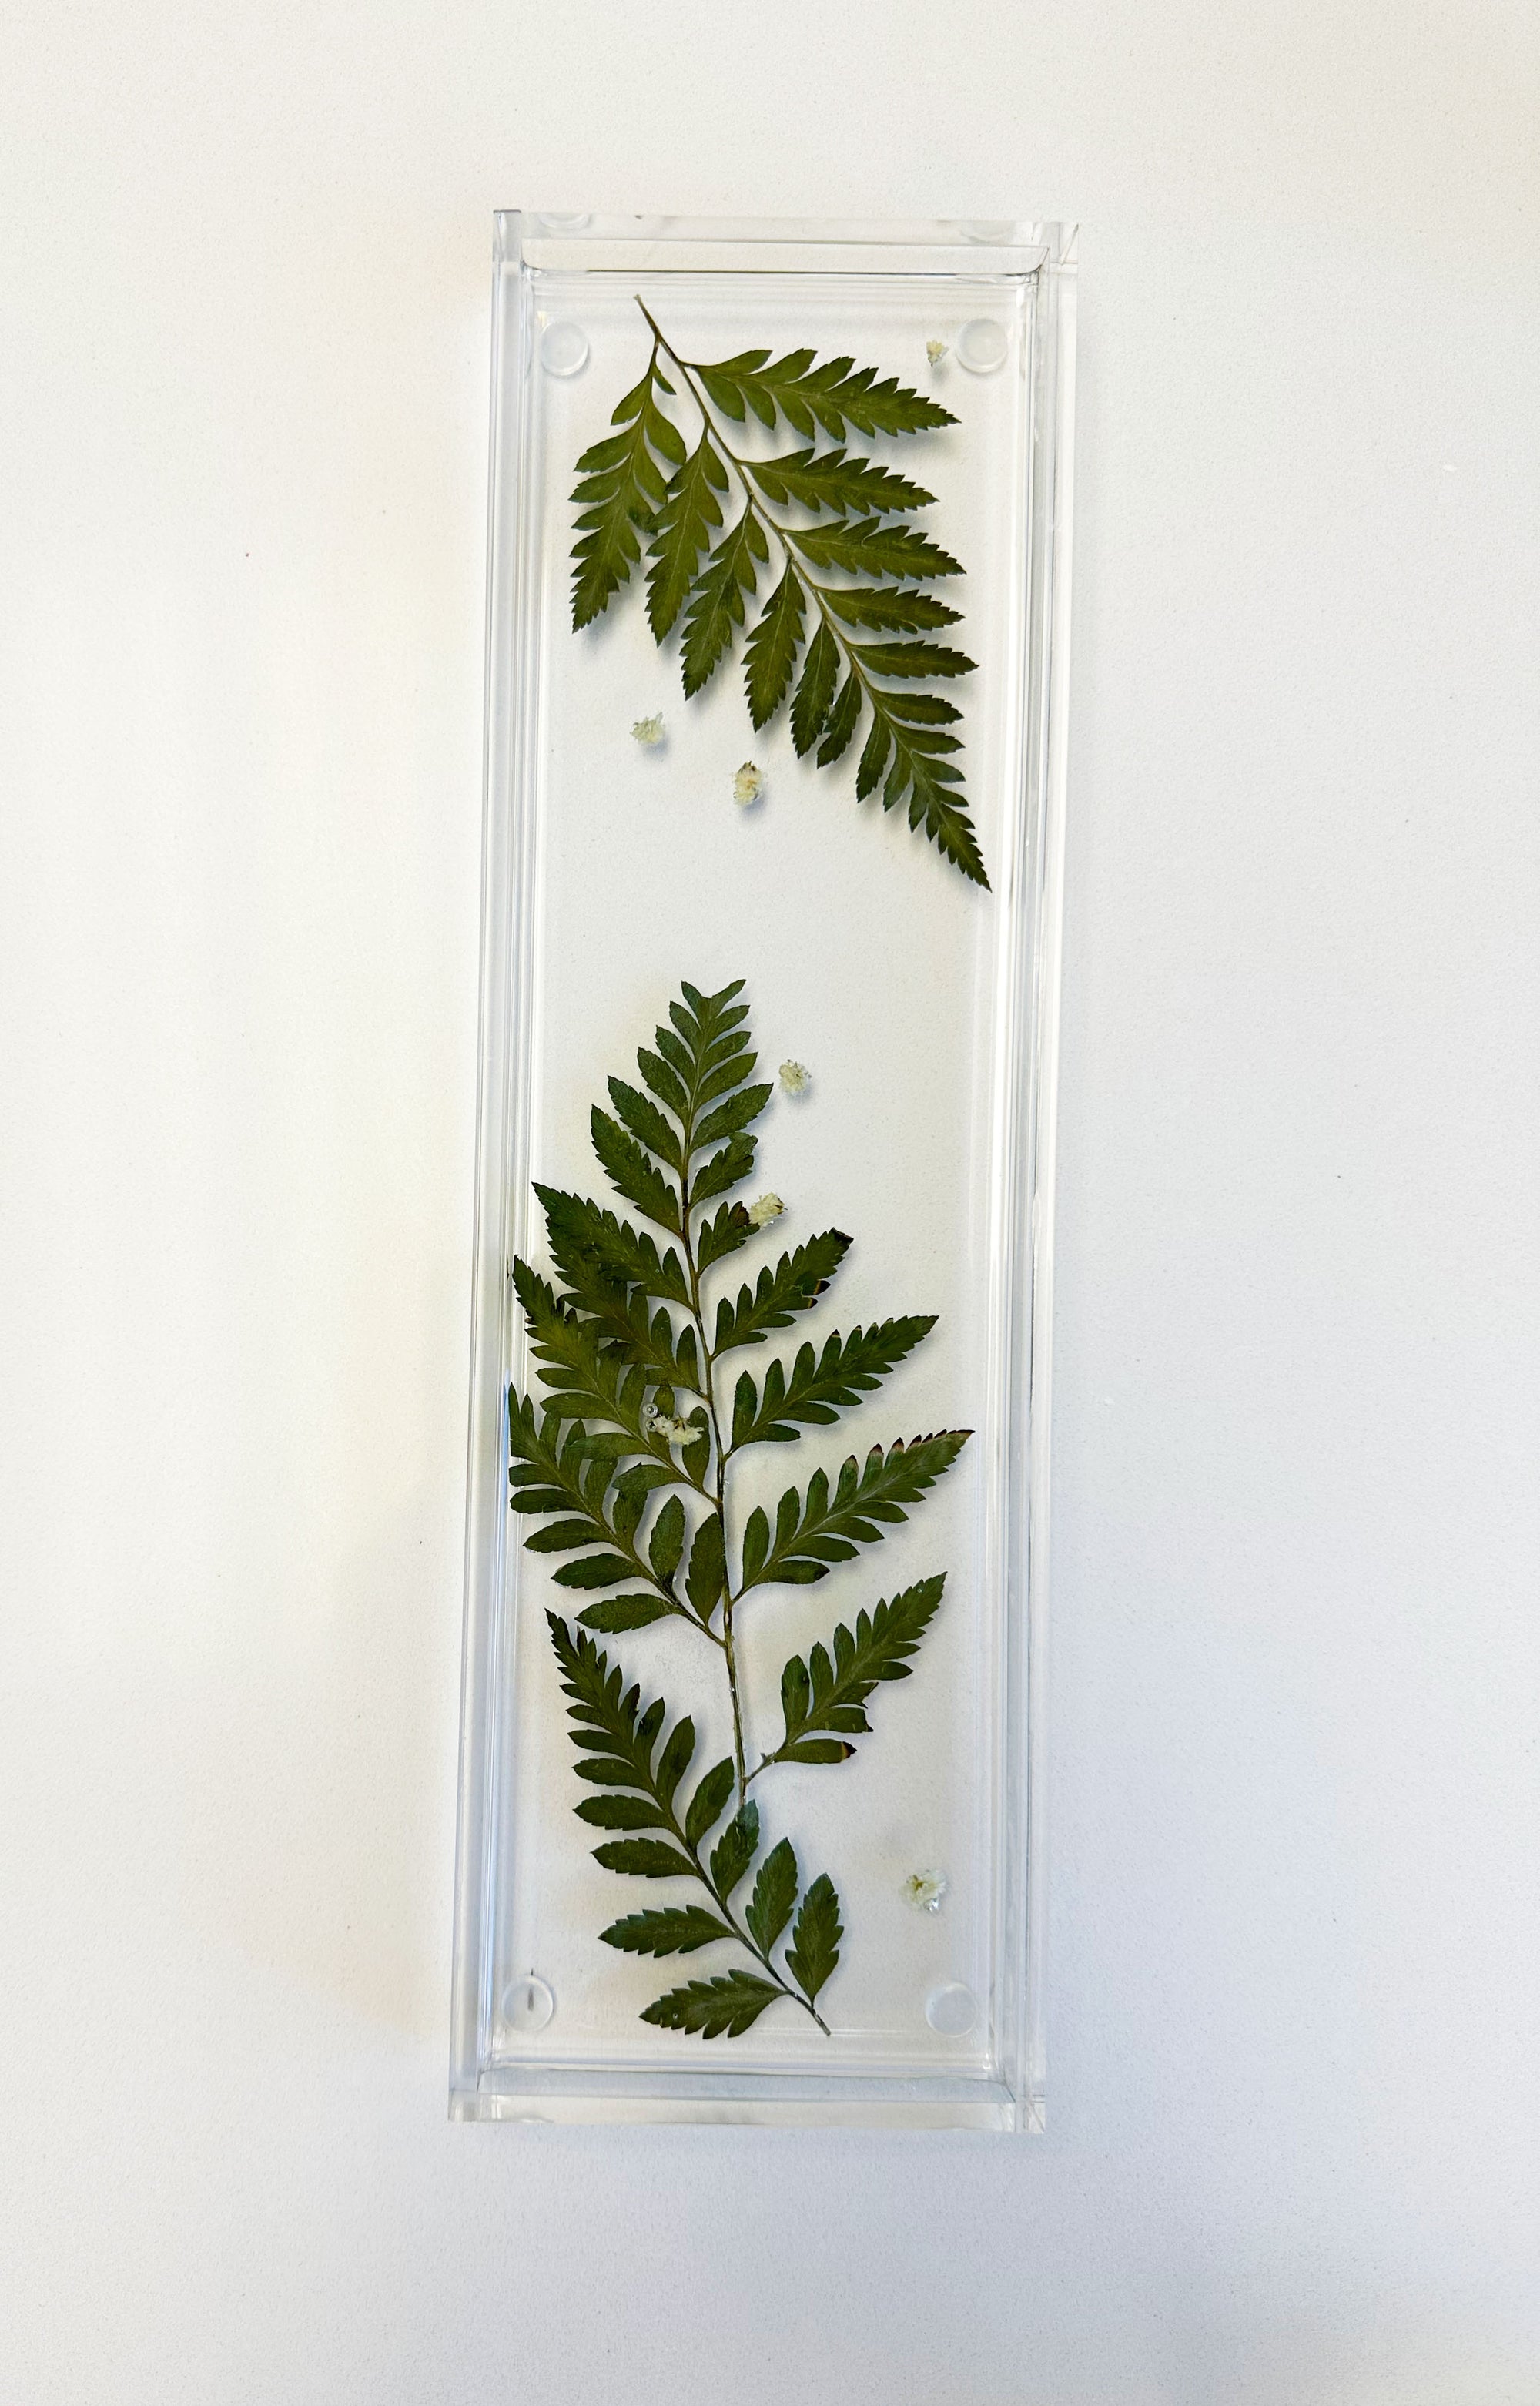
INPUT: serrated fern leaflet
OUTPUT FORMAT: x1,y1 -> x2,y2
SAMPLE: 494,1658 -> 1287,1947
510,980 -> 973,2036
569,305 -> 989,889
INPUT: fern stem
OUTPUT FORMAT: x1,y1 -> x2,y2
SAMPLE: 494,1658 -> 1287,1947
673,1037 -> 751,1802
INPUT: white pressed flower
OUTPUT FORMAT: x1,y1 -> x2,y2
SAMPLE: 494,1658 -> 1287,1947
902,1868 -> 949,1915
778,1059 -> 812,1097
642,1402 -> 694,1445
631,712 -> 665,747
926,339 -> 948,368
732,760 -> 764,807
746,1192 -> 784,1231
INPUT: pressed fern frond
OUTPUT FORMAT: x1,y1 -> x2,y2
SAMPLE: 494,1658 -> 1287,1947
510,979 -> 973,2037
570,307 -> 988,888
550,1613 -> 839,2036
763,1576 -> 947,1769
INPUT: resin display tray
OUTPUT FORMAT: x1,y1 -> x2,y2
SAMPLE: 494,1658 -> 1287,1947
451,216 -> 1075,2129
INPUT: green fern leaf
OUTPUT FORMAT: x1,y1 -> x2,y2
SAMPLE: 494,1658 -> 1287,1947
534,1185 -> 691,1307
697,1201 -> 753,1272
744,1433 -> 972,1588
517,1255 -> 698,1398
752,447 -> 936,517
549,1616 -> 674,1798
577,1594 -> 677,1634
593,1837 -> 698,1879
694,1081 -> 774,1148
554,1551 -> 644,1590
795,517 -> 963,581
729,1315 -> 937,1447
571,359 -> 685,629
509,1395 -> 677,1603
514,1261 -> 699,1434
785,1875 -> 842,2005
590,1106 -> 681,1232
712,1231 -> 851,1355
695,348 -> 955,441
574,1792 -> 661,1831
822,587 -> 964,634
855,689 -> 988,889
791,619 -> 840,756
681,512 -> 768,697
648,1493 -> 686,1583
683,1511 -> 725,1622
684,1758 -> 736,1848
745,1837 -> 798,1953
641,1972 -> 782,2039
646,435 -> 730,642
773,1575 -> 946,1765
709,1801 -> 760,1901
852,639 -> 976,681
601,1905 -> 734,1956
815,672 -> 862,767
744,566 -> 807,729
691,1130 -> 758,1203
606,1075 -> 683,1171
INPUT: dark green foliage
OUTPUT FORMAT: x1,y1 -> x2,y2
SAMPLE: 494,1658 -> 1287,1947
569,307 -> 988,886
752,446 -> 936,517
795,518 -> 962,581
709,1802 -> 759,1901
571,356 -> 685,629
684,1758 -> 735,1847
741,1435 -> 971,1587
683,1511 -> 725,1621
681,514 -> 769,697
601,1905 -> 735,1957
534,1185 -> 690,1305
511,980 -> 973,2040
711,1231 -> 851,1355
647,436 -> 729,641
744,566 -> 807,730
547,1613 -> 840,2038
641,1972 -> 784,2039
823,586 -> 963,634
730,1313 -> 937,1446
772,1576 -> 946,1766
692,347 -> 954,441
577,1594 -> 676,1634
745,1838 -> 799,1953
785,1875 -> 843,2006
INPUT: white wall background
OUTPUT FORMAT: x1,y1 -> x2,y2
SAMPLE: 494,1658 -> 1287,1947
2,4 -> 1537,2400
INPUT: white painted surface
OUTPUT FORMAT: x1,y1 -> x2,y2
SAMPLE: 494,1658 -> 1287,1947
1,3 -> 1536,2399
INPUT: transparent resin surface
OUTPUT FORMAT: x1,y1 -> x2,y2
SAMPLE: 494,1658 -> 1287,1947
453,216 -> 1075,2129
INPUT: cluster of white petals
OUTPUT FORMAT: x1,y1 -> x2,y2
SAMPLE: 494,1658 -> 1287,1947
902,1868 -> 949,1915
631,712 -> 665,747
642,1402 -> 694,1445
926,339 -> 948,367
778,1059 -> 812,1097
746,1192 -> 784,1231
732,760 -> 764,807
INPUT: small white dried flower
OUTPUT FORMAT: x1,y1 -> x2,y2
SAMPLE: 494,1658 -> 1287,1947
732,760 -> 763,808
642,1402 -> 695,1445
778,1059 -> 812,1097
746,1192 -> 784,1231
926,340 -> 948,368
631,712 -> 665,748
902,1868 -> 949,1915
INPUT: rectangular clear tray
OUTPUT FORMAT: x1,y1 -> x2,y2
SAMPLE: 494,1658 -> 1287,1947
451,213 -> 1075,2129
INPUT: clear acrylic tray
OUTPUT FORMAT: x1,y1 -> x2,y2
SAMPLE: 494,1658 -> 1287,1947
451,214 -> 1075,2129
